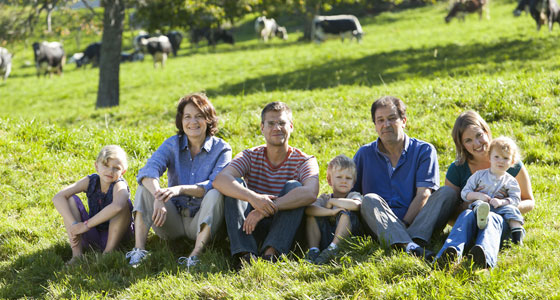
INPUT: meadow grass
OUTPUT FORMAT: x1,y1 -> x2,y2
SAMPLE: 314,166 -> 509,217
1,0 -> 560,298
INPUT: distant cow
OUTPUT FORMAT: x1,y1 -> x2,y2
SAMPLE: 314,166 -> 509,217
120,51 -> 144,63
445,0 -> 490,23
312,15 -> 363,43
254,16 -> 288,42
0,47 -> 12,82
140,35 -> 172,68
32,41 -> 65,77
190,28 -> 235,47
166,31 -> 183,56
133,32 -> 151,51
514,0 -> 560,31
76,42 -> 101,68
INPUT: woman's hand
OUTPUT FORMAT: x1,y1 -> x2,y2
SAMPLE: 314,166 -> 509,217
152,199 -> 168,227
490,198 -> 508,208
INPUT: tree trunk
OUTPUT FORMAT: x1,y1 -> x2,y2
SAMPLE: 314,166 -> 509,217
96,0 -> 125,108
303,2 -> 321,41
46,6 -> 53,32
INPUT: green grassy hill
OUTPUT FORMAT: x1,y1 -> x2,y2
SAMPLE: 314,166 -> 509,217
1,1 -> 560,298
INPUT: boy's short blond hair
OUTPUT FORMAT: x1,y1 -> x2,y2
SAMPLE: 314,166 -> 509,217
96,145 -> 128,170
489,136 -> 520,164
327,154 -> 357,179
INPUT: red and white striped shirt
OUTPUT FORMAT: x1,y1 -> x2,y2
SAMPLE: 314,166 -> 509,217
230,145 -> 319,195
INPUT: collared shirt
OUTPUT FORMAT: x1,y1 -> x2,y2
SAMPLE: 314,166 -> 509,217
352,134 -> 439,220
137,134 -> 232,193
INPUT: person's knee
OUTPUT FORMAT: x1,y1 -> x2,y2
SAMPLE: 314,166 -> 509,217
283,180 -> 302,193
203,189 -> 224,205
360,193 -> 381,212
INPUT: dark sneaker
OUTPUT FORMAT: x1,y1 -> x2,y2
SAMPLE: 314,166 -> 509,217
304,248 -> 320,263
315,247 -> 339,265
476,202 -> 490,229
262,254 -> 279,263
469,245 -> 488,268
435,246 -> 459,268
410,246 -> 436,262
236,252 -> 257,271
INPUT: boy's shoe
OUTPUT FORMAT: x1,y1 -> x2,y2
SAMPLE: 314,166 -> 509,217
469,245 -> 488,269
315,247 -> 339,265
178,256 -> 199,270
235,252 -> 257,271
304,248 -> 320,263
409,246 -> 436,262
126,248 -> 149,267
476,202 -> 490,229
435,246 -> 459,268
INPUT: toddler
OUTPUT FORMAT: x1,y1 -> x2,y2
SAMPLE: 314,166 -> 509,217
53,145 -> 133,264
304,155 -> 363,264
462,137 -> 525,244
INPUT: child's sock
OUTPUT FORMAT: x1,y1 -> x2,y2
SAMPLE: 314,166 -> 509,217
405,242 -> 420,253
327,243 -> 338,251
511,227 -> 525,245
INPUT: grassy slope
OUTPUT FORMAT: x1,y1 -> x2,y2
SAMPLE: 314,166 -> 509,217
1,1 -> 560,298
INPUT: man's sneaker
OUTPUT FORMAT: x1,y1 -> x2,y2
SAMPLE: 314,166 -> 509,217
304,248 -> 320,263
409,246 -> 436,262
469,245 -> 488,269
235,252 -> 257,271
315,247 -> 339,265
178,256 -> 199,271
126,248 -> 148,267
435,246 -> 459,268
476,202 -> 490,229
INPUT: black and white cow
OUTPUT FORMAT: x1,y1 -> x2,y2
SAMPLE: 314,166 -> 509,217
514,0 -> 560,31
0,47 -> 12,82
166,31 -> 183,56
139,35 -> 172,68
312,15 -> 363,43
76,42 -> 101,68
445,0 -> 489,23
254,16 -> 288,42
190,28 -> 235,47
32,41 -> 65,77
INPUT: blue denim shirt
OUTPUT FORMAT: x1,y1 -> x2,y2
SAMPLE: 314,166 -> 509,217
353,134 -> 439,220
137,134 -> 232,193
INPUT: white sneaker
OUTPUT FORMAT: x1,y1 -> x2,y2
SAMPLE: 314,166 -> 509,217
178,256 -> 199,271
476,202 -> 490,229
126,248 -> 148,267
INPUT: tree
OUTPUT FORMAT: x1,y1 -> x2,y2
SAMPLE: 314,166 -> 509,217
96,0 -> 125,108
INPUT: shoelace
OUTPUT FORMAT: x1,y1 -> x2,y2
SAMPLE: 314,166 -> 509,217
125,249 -> 148,263
177,256 -> 198,271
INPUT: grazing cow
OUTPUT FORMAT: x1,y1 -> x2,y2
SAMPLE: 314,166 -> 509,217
32,41 -> 65,77
0,47 -> 13,82
76,42 -> 101,68
445,0 -> 490,23
166,31 -> 183,56
120,51 -> 144,63
139,35 -> 172,68
312,15 -> 363,43
514,0 -> 560,31
190,28 -> 235,47
254,16 -> 289,42
133,32 -> 151,51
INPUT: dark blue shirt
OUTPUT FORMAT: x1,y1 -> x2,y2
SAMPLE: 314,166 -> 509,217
353,135 -> 440,220
137,134 -> 232,193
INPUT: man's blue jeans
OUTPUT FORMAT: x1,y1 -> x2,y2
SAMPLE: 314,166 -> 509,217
435,209 -> 504,268
224,180 -> 304,256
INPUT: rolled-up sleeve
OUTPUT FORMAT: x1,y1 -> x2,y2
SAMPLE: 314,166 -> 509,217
137,139 -> 172,185
201,144 -> 232,192
415,143 -> 439,191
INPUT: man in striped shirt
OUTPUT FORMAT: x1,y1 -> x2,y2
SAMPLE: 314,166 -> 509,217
214,102 -> 319,268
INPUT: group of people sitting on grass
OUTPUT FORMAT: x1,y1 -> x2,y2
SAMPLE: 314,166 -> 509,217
52,93 -> 535,270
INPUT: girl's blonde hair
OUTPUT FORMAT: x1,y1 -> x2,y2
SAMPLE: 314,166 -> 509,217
96,145 -> 128,169
489,136 -> 521,164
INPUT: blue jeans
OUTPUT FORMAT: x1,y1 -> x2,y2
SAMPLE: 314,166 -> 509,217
315,211 -> 362,250
224,180 -> 304,256
470,200 -> 524,225
435,209 -> 504,268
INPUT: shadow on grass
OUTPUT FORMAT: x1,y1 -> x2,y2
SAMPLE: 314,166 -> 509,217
0,233 -> 233,299
206,36 -> 558,97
